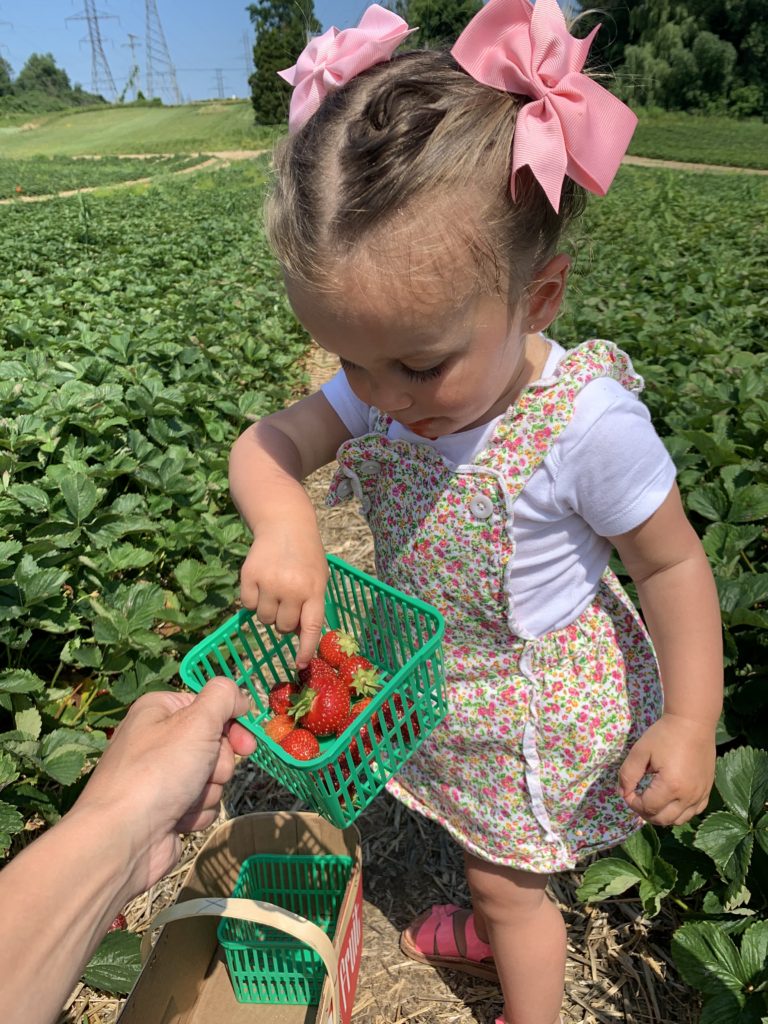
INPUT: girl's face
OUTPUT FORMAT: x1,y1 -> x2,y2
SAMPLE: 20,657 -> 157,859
286,256 -> 567,438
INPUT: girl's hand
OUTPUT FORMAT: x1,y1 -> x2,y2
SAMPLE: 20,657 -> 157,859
619,713 -> 716,826
240,528 -> 329,668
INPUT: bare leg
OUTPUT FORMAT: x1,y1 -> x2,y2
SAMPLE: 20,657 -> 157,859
464,851 -> 566,1024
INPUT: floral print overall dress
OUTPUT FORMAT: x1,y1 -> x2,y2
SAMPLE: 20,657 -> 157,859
327,340 -> 663,872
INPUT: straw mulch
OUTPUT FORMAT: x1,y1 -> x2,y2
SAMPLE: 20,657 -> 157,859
61,345 -> 699,1024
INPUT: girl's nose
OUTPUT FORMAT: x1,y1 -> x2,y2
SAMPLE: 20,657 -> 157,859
369,378 -> 412,414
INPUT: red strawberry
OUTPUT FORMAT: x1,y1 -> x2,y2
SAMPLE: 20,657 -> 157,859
337,656 -> 381,696
279,729 -> 320,761
290,678 -> 351,737
268,680 -> 301,715
297,658 -> 338,689
382,695 -> 421,743
107,913 -> 127,932
336,697 -> 376,764
318,630 -> 359,668
263,714 -> 294,743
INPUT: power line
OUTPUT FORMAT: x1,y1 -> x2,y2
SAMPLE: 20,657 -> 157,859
144,0 -> 181,104
66,0 -> 118,100
242,31 -> 253,73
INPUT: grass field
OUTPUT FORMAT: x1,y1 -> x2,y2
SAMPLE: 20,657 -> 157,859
0,100 -> 280,157
629,111 -> 768,169
0,102 -> 766,170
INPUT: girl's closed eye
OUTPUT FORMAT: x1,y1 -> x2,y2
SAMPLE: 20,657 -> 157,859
339,357 -> 446,383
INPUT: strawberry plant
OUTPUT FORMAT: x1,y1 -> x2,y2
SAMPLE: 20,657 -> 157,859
0,159 -> 309,855
557,165 -> 768,1021
0,154 -> 209,200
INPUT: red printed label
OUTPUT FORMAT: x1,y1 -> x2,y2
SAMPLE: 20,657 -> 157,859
335,876 -> 363,1024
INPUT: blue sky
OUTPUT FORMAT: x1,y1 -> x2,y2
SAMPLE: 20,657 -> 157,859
0,1 -> 381,103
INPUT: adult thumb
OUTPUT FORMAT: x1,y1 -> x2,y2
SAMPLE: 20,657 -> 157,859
188,676 -> 251,734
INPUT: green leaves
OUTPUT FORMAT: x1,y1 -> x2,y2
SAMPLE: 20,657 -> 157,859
0,160 -> 307,848
81,929 -> 142,995
672,922 -> 768,1024
577,825 -> 677,916
692,748 -> 768,909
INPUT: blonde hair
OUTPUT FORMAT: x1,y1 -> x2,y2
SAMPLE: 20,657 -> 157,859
266,49 -> 586,303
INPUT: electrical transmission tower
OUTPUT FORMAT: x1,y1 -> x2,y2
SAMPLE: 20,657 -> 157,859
66,0 -> 118,101
121,33 -> 141,101
144,0 -> 181,105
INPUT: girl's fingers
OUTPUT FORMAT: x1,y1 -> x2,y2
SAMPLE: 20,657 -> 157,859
295,597 -> 326,668
275,599 -> 301,636
256,594 -> 279,626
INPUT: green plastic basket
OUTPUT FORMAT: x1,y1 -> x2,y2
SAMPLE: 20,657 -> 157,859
218,853 -> 354,1005
180,554 -> 446,828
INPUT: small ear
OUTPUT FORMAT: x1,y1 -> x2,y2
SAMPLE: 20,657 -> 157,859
525,253 -> 571,333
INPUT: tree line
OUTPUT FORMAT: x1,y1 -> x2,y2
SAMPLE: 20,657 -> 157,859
247,0 -> 765,124
0,53 -> 107,114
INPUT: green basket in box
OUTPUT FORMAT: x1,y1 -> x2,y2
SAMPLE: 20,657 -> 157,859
180,554 -> 446,828
218,853 -> 354,1005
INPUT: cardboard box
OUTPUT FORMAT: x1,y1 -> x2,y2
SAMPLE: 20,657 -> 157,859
118,812 -> 363,1024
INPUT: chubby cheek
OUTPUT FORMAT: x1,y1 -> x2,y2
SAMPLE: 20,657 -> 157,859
429,371 -> 484,419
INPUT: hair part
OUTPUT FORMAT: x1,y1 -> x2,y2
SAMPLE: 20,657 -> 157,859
266,49 -> 586,306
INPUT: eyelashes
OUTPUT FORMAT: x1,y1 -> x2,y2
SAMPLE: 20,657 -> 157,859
340,358 -> 445,383
402,363 -> 444,382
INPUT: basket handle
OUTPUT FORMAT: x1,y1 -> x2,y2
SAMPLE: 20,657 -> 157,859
142,897 -> 341,1024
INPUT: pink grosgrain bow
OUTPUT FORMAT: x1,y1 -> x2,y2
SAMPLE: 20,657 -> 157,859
278,4 -> 416,134
451,0 -> 637,212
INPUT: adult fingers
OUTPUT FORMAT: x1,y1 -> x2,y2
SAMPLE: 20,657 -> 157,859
183,676 -> 251,737
177,803 -> 222,835
227,720 -> 257,757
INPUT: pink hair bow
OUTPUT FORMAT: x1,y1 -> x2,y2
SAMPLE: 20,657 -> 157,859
452,0 -> 637,211
278,4 -> 416,134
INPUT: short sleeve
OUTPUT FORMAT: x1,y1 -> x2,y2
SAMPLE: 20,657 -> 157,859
553,378 -> 677,537
320,369 -> 373,438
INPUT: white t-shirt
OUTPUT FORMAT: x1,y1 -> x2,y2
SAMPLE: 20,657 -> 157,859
321,340 -> 676,638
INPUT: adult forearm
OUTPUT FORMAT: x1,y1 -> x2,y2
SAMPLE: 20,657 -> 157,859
229,421 -> 319,534
0,805 -> 136,1024
636,547 -> 723,727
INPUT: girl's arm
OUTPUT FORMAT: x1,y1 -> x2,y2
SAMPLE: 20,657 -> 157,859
608,484 -> 723,826
229,392 -> 351,666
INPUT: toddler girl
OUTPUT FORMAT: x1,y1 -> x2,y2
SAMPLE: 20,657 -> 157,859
229,3 -> 723,1022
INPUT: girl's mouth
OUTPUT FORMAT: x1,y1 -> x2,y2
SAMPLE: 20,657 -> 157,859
405,418 -> 439,439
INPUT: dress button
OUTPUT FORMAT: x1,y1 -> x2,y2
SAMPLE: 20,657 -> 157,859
336,478 -> 353,499
470,494 -> 494,520
360,496 -> 372,514
357,460 -> 382,477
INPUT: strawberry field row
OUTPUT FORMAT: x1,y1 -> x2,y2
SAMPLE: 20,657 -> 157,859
0,160 -> 308,854
0,157 -> 766,1017
557,166 -> 768,1023
0,154 -> 211,199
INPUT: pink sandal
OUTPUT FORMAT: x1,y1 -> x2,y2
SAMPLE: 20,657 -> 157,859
400,903 -> 498,981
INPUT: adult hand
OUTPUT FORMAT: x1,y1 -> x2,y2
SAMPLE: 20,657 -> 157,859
619,713 -> 715,826
76,676 -> 257,896
0,676 -> 257,1024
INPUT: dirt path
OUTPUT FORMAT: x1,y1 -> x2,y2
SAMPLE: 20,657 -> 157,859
623,153 -> 768,175
0,150 -> 267,206
3,148 -> 766,208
